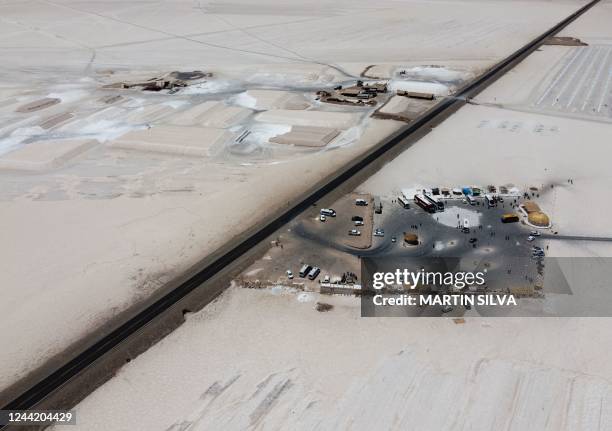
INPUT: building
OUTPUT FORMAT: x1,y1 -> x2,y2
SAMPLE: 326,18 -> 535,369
520,201 -> 551,228
396,90 -> 434,100
363,82 -> 388,93
501,213 -> 519,223
339,87 -> 362,97
404,233 -> 419,245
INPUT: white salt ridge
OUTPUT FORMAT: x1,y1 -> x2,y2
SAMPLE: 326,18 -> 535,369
181,80 -> 241,95
230,92 -> 258,110
73,120 -> 145,142
397,66 -> 472,83
245,72 -> 335,88
0,126 -> 46,155
389,80 -> 450,96
230,90 -> 310,111
162,100 -> 189,109
47,90 -> 88,103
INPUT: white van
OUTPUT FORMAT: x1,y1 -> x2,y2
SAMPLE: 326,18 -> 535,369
320,208 -> 336,217
308,267 -> 321,280
299,264 -> 312,278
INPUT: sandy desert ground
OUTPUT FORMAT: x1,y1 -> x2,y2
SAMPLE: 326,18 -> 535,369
53,286 -> 612,431
0,0 -> 595,405
47,1 -> 612,430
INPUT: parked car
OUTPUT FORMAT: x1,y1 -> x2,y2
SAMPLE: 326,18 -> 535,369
323,275 -> 330,283
355,198 -> 368,206
320,214 -> 326,222
320,208 -> 336,217
348,229 -> 361,236
530,230 -> 541,236
527,235 -> 535,242
354,220 -> 364,226
286,270 -> 294,279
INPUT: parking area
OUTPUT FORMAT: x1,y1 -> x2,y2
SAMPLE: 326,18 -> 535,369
238,187 -> 552,307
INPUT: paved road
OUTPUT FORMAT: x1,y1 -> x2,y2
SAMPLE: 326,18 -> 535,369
541,234 -> 612,242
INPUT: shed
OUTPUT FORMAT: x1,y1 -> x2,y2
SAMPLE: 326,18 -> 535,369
404,233 -> 419,245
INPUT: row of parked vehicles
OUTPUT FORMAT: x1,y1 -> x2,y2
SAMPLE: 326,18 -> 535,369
530,230 -> 545,259
298,264 -> 321,280
319,203 -> 387,239
286,265 -> 332,283
532,245 -> 545,259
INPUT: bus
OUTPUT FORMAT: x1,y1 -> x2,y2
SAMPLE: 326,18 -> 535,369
501,213 -> 519,223
414,194 -> 436,213
424,194 -> 444,212
398,196 -> 410,209
299,264 -> 312,278
485,194 -> 496,208
308,267 -> 321,280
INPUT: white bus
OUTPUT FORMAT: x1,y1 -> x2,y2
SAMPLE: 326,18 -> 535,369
299,264 -> 312,278
424,194 -> 444,212
308,267 -> 321,280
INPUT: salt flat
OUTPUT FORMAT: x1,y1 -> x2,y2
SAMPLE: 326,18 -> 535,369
57,287 -> 612,431
0,0 -> 584,70
109,126 -> 230,157
0,0 -> 594,401
54,1 -> 612,429
255,109 -> 360,129
0,138 -> 96,171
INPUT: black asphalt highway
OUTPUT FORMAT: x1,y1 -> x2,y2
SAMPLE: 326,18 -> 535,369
1,0 -> 602,419
541,234 -> 612,242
